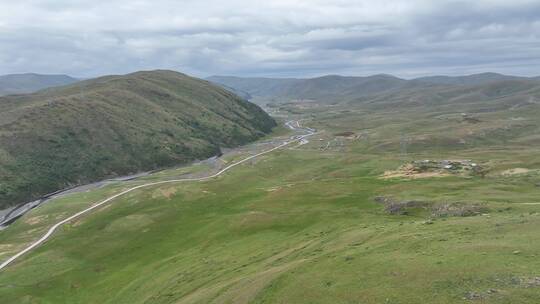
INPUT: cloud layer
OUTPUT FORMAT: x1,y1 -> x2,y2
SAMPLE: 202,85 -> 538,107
1,0 -> 539,78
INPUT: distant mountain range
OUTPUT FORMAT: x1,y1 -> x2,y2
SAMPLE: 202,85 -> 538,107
208,72 -> 540,103
0,70 -> 276,209
0,73 -> 79,96
412,72 -> 530,86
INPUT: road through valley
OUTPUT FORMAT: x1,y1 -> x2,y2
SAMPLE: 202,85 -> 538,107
0,120 -> 315,271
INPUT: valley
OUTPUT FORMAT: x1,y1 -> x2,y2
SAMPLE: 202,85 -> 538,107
1,73 -> 540,302
0,119 -> 315,271
3,1 -> 540,303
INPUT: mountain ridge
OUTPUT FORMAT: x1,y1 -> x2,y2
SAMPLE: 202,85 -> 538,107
208,72 -> 540,103
0,73 -> 79,96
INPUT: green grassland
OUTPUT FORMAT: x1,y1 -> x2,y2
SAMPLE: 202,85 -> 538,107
1,87 -> 540,303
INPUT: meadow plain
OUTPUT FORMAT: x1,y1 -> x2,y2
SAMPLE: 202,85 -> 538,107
1,95 -> 540,303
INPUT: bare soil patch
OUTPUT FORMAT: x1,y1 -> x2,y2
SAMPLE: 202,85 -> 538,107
334,131 -> 355,137
375,196 -> 488,217
382,164 -> 450,179
23,215 -> 47,225
151,186 -> 178,199
500,168 -> 531,176
382,159 -> 485,179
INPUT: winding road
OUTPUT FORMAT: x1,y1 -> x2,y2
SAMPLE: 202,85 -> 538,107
0,120 -> 315,271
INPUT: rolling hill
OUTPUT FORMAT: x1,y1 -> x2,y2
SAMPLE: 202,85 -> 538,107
352,78 -> 540,109
209,73 -> 540,104
0,73 -> 78,96
208,74 -> 409,103
0,70 -> 276,209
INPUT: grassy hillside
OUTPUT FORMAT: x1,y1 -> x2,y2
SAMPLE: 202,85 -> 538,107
0,73 -> 78,96
0,70 -> 276,209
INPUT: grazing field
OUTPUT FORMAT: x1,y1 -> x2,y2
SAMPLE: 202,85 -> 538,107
1,96 -> 540,303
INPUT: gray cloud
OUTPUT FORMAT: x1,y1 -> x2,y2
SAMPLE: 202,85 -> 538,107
0,0 -> 539,78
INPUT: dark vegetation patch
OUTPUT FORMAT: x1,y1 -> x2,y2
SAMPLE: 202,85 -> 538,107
431,202 -> 489,218
462,276 -> 540,301
463,289 -> 498,301
462,116 -> 482,124
374,196 -> 429,215
334,131 -> 355,137
375,196 -> 488,217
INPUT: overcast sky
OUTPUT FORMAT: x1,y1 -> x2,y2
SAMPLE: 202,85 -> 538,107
1,0 -> 540,78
